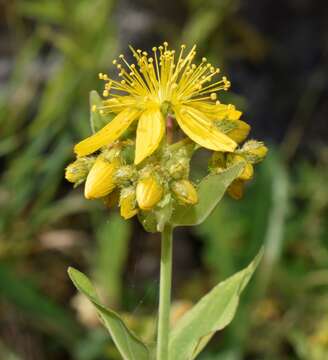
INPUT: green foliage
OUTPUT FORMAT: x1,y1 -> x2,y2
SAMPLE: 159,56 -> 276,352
68,267 -> 151,360
169,249 -> 263,360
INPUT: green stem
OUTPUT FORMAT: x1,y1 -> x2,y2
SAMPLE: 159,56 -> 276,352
157,224 -> 173,360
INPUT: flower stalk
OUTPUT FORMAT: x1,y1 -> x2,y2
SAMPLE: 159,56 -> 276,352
157,224 -> 173,360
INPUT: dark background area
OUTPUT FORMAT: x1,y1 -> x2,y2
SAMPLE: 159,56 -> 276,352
0,0 -> 327,359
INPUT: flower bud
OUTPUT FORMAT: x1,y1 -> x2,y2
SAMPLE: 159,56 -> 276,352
120,187 -> 138,219
136,176 -> 163,211
227,179 -> 244,200
171,179 -> 198,205
114,165 -> 136,185
168,158 -> 189,180
241,140 -> 268,164
65,157 -> 95,184
84,156 -> 119,199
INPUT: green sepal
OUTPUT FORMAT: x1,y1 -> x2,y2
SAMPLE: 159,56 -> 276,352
172,163 -> 243,227
169,248 -> 263,360
89,90 -> 114,133
68,267 -> 150,360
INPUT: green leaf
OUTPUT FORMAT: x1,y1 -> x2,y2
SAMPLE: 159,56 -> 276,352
172,163 -> 243,227
68,267 -> 150,360
94,213 -> 130,306
89,90 -> 113,133
168,248 -> 263,360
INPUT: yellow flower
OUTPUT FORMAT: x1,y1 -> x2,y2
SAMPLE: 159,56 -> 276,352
74,43 -> 239,165
171,179 -> 198,205
84,156 -> 119,199
120,187 -> 138,219
136,176 -> 163,210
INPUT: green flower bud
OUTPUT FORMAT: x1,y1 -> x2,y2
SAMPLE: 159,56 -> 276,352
65,157 -> 95,184
241,140 -> 268,164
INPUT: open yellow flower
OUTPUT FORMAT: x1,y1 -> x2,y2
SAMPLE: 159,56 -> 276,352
74,43 -> 239,165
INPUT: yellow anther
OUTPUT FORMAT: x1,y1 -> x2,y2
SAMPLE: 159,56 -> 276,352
202,57 -> 207,62
210,93 -> 217,100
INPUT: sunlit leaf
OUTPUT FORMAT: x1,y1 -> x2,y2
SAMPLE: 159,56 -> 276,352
169,248 -> 263,360
68,267 -> 150,360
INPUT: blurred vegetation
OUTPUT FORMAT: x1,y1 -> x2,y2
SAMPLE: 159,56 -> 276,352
0,0 -> 327,359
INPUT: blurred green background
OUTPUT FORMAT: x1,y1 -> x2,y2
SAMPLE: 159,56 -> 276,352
0,0 -> 327,359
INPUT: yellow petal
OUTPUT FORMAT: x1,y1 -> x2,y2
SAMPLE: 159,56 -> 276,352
174,105 -> 237,152
190,102 -> 242,121
103,96 -> 136,114
135,107 -> 165,164
75,108 -> 140,156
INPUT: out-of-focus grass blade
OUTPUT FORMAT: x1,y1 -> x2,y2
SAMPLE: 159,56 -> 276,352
0,263 -> 81,346
93,213 -> 131,307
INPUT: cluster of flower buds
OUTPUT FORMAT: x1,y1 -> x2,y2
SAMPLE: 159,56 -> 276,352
65,138 -> 198,220
209,140 -> 268,199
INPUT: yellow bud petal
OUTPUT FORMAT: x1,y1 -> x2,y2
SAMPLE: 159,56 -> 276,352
84,156 -> 119,199
226,120 -> 251,143
136,177 -> 163,211
65,157 -> 95,184
171,179 -> 198,205
120,187 -> 138,219
227,179 -> 244,200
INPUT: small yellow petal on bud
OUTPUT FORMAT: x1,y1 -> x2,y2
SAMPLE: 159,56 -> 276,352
120,187 -> 138,219
84,156 -> 119,199
240,162 -> 254,180
228,179 -> 244,200
65,157 -> 95,184
136,177 -> 163,211
171,179 -> 198,205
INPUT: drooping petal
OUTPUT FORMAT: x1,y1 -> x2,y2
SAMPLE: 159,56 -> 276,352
189,102 -> 242,121
75,108 -> 140,156
135,107 -> 165,164
174,105 -> 237,152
